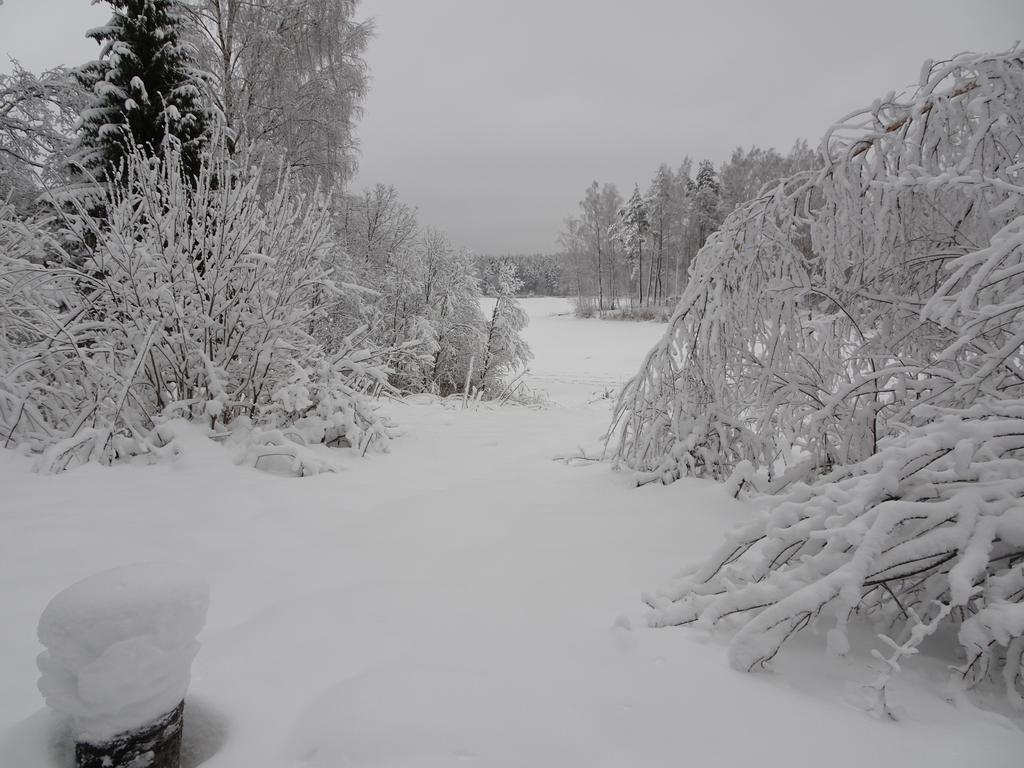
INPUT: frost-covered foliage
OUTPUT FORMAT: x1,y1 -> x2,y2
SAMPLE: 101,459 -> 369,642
611,184 -> 651,306
479,262 -> 532,394
417,231 -> 488,396
182,0 -> 372,187
474,252 -> 566,297
0,201 -> 74,450
611,47 -> 1024,487
646,401 -> 1024,710
608,172 -> 823,484
621,46 -> 1024,707
1,141 -> 393,472
337,189 -> 528,398
0,62 -> 85,211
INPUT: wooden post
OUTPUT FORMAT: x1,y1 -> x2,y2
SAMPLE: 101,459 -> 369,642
36,563 -> 209,768
76,701 -> 185,768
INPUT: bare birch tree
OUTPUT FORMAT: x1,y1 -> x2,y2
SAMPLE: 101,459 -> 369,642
182,0 -> 373,187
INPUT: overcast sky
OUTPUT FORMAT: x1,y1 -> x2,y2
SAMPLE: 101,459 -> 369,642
2,0 -> 1022,253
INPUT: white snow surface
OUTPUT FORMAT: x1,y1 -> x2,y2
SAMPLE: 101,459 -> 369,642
36,563 -> 208,742
1,298 -> 1021,767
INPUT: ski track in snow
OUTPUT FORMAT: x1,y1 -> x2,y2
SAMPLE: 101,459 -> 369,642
2,298 -> 1023,767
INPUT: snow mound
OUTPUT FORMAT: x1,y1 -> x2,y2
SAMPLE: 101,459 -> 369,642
36,563 -> 209,743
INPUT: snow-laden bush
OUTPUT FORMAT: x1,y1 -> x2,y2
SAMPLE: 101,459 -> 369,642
337,191 -> 532,399
1,140 -> 394,472
608,47 -> 1024,488
0,201 -> 76,451
479,262 -> 532,394
613,47 -> 1024,708
401,231 -> 487,396
646,400 -> 1024,711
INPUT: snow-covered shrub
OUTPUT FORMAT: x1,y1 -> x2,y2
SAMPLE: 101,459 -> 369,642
416,232 -> 488,396
479,262 -> 532,394
336,202 -> 494,396
624,46 -> 1024,708
1,140 -> 394,471
609,47 -> 1024,487
646,400 -> 1024,708
0,202 -> 76,452
336,190 -> 530,398
261,326 -> 394,453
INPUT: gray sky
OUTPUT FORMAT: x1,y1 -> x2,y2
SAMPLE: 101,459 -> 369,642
2,1 -> 1022,254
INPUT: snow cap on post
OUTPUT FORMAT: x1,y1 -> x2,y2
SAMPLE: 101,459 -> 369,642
36,563 -> 209,743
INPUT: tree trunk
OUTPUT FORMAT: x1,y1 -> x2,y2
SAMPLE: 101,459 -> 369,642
479,298 -> 501,391
638,241 -> 644,306
608,245 -> 617,310
655,252 -> 664,304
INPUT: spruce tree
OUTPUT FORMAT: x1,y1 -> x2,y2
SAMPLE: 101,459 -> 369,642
616,184 -> 651,305
694,159 -> 722,248
71,0 -> 209,188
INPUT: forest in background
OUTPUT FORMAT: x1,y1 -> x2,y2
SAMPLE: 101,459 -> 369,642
476,143 -> 819,318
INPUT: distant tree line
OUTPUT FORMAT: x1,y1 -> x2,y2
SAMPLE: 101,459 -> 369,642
560,143 -> 818,315
473,253 -> 569,297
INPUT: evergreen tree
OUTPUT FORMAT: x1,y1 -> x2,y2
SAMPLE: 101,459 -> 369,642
71,0 -> 210,188
615,184 -> 651,306
693,159 -> 721,248
644,166 -> 674,304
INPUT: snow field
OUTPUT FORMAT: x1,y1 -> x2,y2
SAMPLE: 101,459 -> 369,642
1,299 -> 1022,767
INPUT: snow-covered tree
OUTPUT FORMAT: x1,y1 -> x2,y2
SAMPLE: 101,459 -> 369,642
558,215 -> 593,313
612,184 -> 651,306
181,0 -> 372,187
71,0 -> 210,189
333,185 -> 431,389
643,165 -> 675,304
474,253 -> 565,297
614,46 -> 1024,706
479,262 -> 531,393
0,62 -> 84,211
331,186 -> 523,398
340,184 -> 419,282
422,233 -> 487,396
692,159 -> 721,250
611,47 -> 1024,488
567,181 -> 622,313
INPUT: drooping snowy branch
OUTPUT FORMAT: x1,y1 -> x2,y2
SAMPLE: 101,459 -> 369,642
609,46 -> 1024,489
645,400 -> 1024,706
623,47 -> 1024,708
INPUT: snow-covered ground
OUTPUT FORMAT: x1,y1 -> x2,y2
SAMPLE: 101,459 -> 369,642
2,298 -> 1022,767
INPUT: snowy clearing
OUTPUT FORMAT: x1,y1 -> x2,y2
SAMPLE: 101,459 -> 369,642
2,298 -> 1022,767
